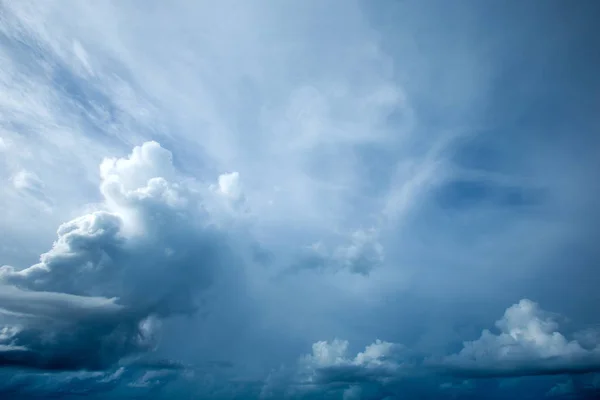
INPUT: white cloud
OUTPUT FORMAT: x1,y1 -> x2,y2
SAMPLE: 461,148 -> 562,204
333,229 -> 384,275
258,338 -> 414,399
210,171 -> 247,214
99,141 -> 176,194
439,299 -> 600,377
289,229 -> 384,276
216,172 -> 242,200
0,141 -> 235,371
72,39 -> 94,76
11,170 -> 52,208
11,170 -> 39,190
302,339 -> 350,368
298,338 -> 403,384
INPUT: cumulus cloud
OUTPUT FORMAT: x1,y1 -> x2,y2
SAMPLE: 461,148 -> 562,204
290,229 -> 384,276
0,141 -> 230,372
260,301 -> 600,399
258,338 -> 405,399
296,339 -> 406,389
437,299 -> 600,377
258,338 -> 460,400
332,229 -> 384,275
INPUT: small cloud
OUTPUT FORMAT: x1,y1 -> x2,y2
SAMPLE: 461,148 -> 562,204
289,229 -> 384,276
11,170 -> 53,209
209,171 -> 248,214
298,338 -> 405,385
546,379 -> 574,397
217,172 -> 242,199
333,229 -> 384,275
343,385 -> 362,400
128,368 -> 179,389
72,40 -> 94,76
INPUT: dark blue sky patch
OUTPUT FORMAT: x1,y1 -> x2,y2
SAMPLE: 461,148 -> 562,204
434,179 -> 544,211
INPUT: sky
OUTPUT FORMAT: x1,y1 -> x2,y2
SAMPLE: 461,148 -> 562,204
0,0 -> 599,399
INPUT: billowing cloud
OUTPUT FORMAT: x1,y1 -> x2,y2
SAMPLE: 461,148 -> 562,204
299,339 -> 406,387
257,339 -> 410,399
258,301 -> 600,398
0,142 -> 230,372
437,299 -> 600,377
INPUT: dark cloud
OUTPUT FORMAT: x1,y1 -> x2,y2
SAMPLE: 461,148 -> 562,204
0,363 -> 191,399
0,285 -> 149,371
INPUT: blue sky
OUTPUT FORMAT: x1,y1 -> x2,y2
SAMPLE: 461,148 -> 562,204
0,1 -> 599,398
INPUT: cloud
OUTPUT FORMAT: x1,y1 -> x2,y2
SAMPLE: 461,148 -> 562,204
289,229 -> 384,276
1,1 -> 600,399
437,299 -> 600,377
0,141 -> 231,372
259,338 -> 465,400
546,379 -> 575,397
0,368 -> 126,398
210,171 -> 247,213
215,172 -> 242,200
332,229 -> 384,275
546,375 -> 600,399
292,339 -> 407,392
259,300 -> 600,398
0,362 -> 192,399
11,170 -> 53,208
258,338 -> 405,399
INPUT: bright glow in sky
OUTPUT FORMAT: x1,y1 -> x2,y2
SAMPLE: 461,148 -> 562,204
1,1 -> 600,398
